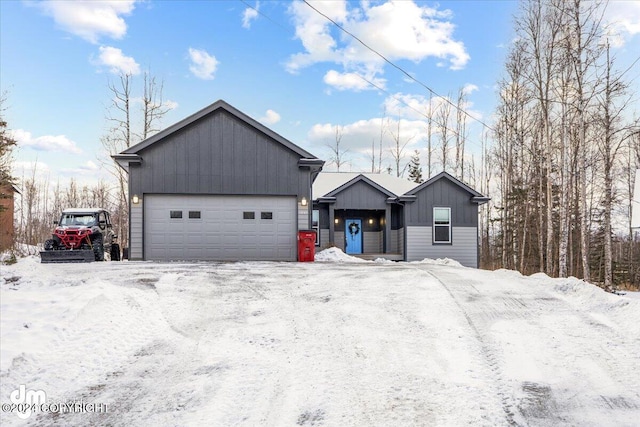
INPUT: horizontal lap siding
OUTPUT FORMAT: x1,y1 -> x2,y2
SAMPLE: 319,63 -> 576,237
406,226 -> 478,267
130,203 -> 143,259
363,231 -> 383,253
320,229 -> 330,248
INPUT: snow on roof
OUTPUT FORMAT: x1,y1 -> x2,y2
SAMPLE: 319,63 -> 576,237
632,169 -> 640,229
313,172 -> 418,199
62,208 -> 106,214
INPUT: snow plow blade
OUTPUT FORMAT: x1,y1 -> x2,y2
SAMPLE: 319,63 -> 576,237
40,250 -> 95,263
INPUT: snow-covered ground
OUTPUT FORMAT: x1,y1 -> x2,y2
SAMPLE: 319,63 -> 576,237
1,252 -> 639,426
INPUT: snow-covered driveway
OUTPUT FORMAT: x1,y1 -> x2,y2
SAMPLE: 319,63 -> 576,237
1,256 -> 639,426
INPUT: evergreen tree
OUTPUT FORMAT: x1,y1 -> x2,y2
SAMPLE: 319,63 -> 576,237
408,150 -> 423,183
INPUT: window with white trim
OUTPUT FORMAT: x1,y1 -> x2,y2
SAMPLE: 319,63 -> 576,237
433,207 -> 451,243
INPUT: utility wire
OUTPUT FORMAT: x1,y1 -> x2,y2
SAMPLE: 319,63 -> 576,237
354,73 -> 487,150
302,0 -> 498,135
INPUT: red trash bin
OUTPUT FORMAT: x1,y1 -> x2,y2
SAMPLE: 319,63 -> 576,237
297,230 -> 316,262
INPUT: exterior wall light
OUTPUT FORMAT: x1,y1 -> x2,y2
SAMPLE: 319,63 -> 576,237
132,194 -> 140,204
300,197 -> 308,206
334,218 -> 339,224
369,218 -> 374,225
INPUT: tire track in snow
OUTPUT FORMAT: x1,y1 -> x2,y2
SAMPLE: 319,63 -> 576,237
413,265 -> 519,426
416,264 -> 640,426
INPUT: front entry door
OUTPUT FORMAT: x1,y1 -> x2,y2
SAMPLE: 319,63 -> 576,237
345,218 -> 363,254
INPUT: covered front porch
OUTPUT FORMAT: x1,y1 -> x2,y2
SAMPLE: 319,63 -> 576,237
317,206 -> 404,260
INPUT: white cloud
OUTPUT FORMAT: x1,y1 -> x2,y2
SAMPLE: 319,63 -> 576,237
95,46 -> 140,75
462,84 -> 479,95
36,0 -> 137,44
259,109 -> 281,125
188,48 -> 219,80
130,97 -> 179,112
604,1 -> 640,45
11,129 -> 83,154
287,0 -> 469,90
323,70 -> 384,91
61,161 -> 100,176
163,100 -> 179,111
11,161 -> 52,180
242,3 -> 259,29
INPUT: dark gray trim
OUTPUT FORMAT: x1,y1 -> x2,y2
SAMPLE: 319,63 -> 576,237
317,197 -> 337,203
406,171 -> 486,199
325,174 -> 398,199
112,154 -> 142,172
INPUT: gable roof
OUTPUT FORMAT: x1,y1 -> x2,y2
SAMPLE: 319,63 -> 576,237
325,174 -> 398,199
313,172 -> 417,199
119,99 -> 319,160
406,171 -> 489,204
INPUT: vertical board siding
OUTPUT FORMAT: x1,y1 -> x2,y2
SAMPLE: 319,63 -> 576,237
406,226 -> 478,267
334,181 -> 389,210
406,179 -> 478,227
130,110 -> 310,198
130,202 -> 143,259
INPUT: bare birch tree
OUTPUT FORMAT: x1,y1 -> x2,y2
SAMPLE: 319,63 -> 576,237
326,125 -> 348,172
388,118 -> 414,177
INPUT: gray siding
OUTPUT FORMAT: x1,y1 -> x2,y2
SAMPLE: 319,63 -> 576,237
334,181 -> 390,210
335,231 -> 345,251
130,202 -> 143,260
406,179 -> 478,227
391,228 -> 403,254
298,201 -> 309,230
320,228 -> 330,248
406,226 -> 478,267
129,110 -> 311,198
363,231 -> 383,253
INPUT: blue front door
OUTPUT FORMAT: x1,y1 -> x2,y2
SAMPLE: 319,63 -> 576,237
345,218 -> 363,254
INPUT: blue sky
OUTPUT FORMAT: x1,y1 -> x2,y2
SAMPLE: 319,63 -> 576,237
2,0 -> 639,186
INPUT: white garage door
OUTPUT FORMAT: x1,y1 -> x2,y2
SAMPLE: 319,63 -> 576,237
144,195 -> 297,261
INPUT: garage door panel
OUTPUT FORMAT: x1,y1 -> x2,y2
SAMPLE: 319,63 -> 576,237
145,195 -> 296,261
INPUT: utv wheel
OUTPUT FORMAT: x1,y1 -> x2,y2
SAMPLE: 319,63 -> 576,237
93,236 -> 105,261
44,239 -> 56,251
111,243 -> 121,261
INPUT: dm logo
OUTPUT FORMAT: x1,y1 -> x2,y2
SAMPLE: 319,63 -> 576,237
10,385 -> 47,420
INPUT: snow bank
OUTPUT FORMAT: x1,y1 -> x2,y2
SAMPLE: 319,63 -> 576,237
533,274 -> 640,336
413,257 -> 464,267
314,247 -> 368,263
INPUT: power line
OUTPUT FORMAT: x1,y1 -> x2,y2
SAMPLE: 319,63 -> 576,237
301,0 -> 498,135
353,73 -> 487,150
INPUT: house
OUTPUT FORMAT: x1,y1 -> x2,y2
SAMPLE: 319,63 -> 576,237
113,100 -> 324,261
313,171 -> 489,267
114,99 -> 489,266
0,184 -> 19,252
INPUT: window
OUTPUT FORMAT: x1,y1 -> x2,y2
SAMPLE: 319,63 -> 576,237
312,209 -> 320,246
433,207 -> 451,243
170,210 -> 182,219
189,211 -> 201,219
243,211 -> 255,220
261,212 -> 273,220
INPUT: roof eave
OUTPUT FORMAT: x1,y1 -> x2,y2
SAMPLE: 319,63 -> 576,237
112,154 -> 142,173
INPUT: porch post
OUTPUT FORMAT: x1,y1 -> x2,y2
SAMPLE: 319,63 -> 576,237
329,204 -> 335,245
385,204 -> 392,253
